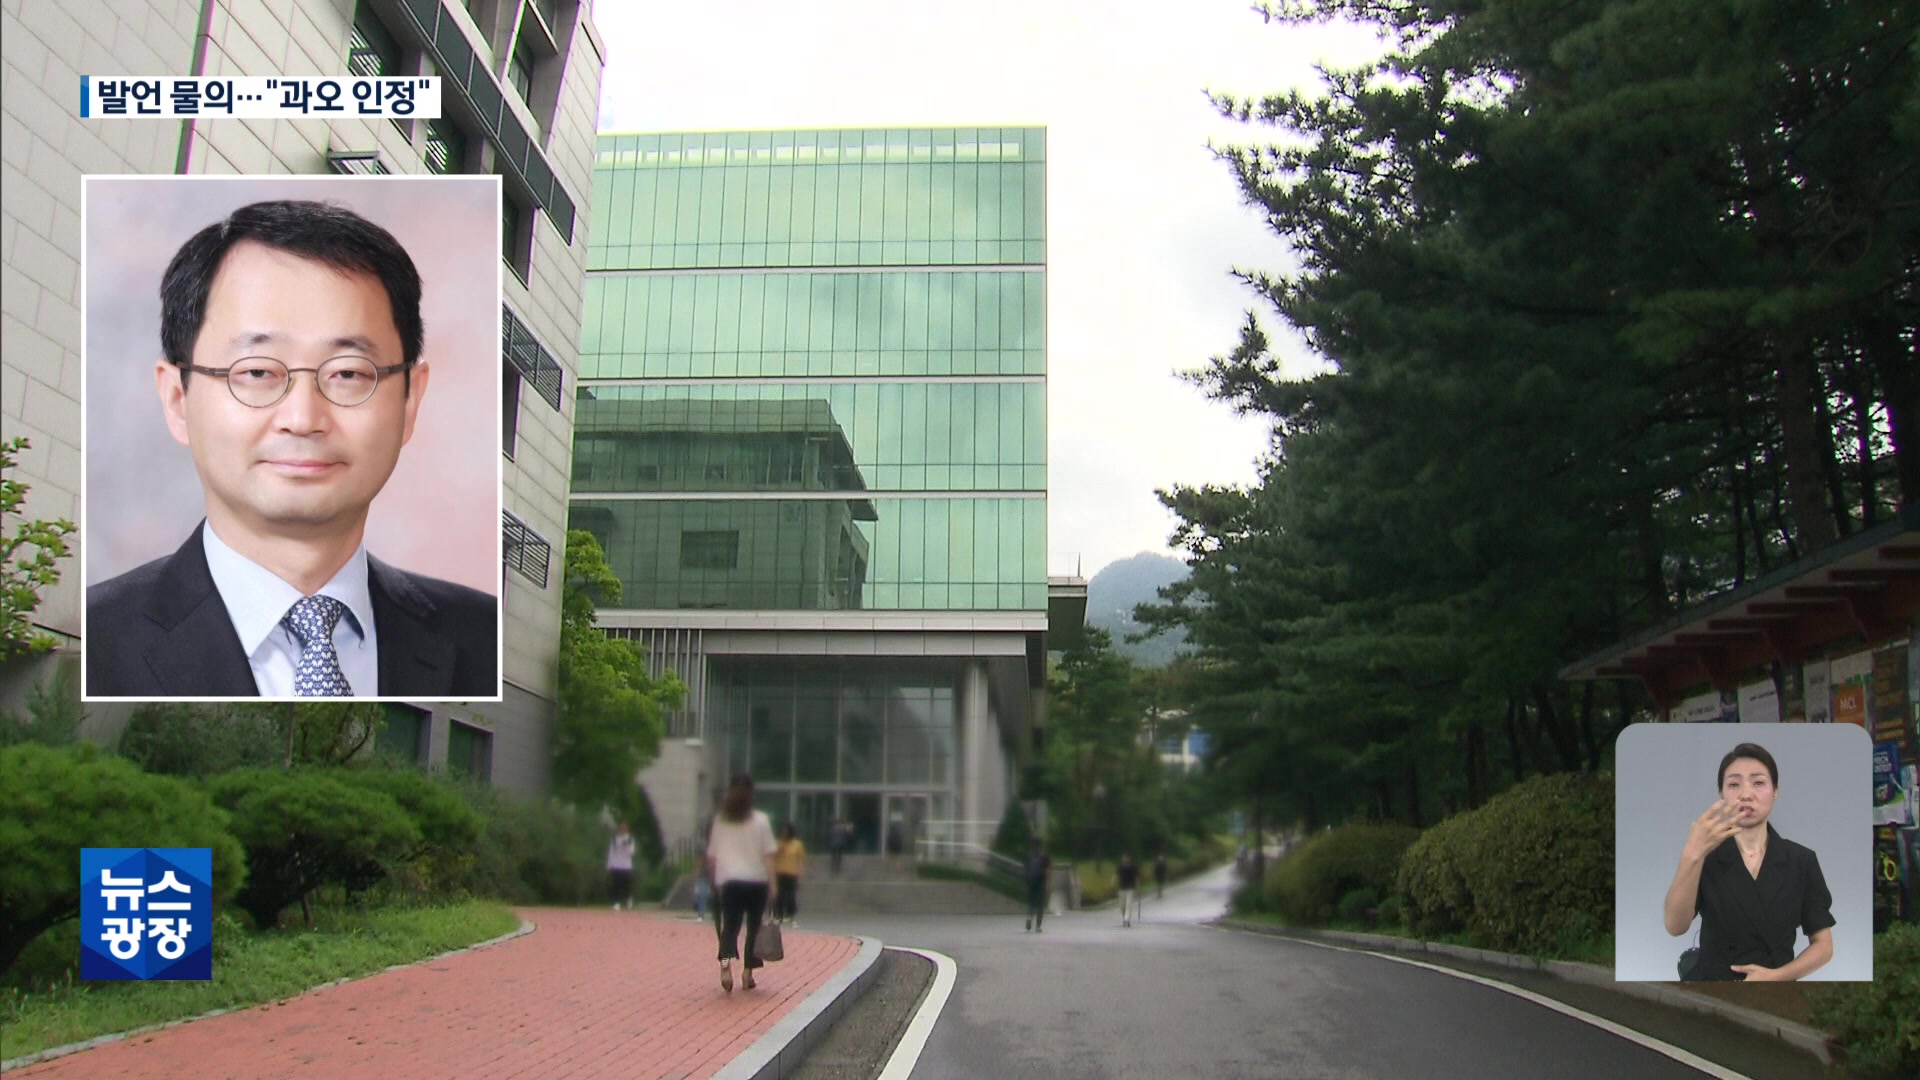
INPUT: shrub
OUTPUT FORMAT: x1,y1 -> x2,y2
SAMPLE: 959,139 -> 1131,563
1376,893 -> 1406,930
1265,823 -> 1419,926
1452,773 -> 1613,955
117,703 -> 283,777
1807,923 -> 1920,1079
992,801 -> 1034,859
0,663 -> 82,748
451,785 -> 606,905
1396,812 -> 1477,936
637,857 -> 689,903
0,744 -> 246,973
334,767 -> 485,897
204,768 -> 420,928
613,783 -> 666,869
1336,887 -> 1381,926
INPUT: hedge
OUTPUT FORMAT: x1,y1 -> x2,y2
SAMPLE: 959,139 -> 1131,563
1393,772 -> 1614,955
204,768 -> 420,928
1807,922 -> 1920,1079
0,744 -> 246,973
1264,823 -> 1420,926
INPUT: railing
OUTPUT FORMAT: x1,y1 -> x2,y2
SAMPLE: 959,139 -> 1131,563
918,819 -> 1025,881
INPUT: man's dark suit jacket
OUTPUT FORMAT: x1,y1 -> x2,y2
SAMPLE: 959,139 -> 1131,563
85,523 -> 499,698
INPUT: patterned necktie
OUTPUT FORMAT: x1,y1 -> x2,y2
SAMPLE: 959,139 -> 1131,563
283,595 -> 353,697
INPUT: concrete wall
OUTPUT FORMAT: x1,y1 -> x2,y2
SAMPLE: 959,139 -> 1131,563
3,0 -> 198,669
638,738 -> 713,855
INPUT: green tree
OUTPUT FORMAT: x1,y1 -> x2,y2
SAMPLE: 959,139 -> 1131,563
552,530 -> 684,814
0,662 -> 82,747
0,437 -> 77,663
1145,0 -> 1917,841
0,744 -> 247,971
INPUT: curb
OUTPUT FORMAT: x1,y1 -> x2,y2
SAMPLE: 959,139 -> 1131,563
1216,919 -> 1836,1066
709,934 -> 887,1080
1,915 -> 538,1073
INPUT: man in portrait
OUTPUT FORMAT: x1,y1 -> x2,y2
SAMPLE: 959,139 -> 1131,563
85,199 -> 497,699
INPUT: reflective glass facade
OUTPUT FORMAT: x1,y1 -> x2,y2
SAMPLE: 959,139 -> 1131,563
588,128 -> 1045,271
578,270 -> 1046,378
575,127 -> 1046,613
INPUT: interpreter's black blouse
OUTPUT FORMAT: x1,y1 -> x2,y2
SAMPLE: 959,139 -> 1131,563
1686,824 -> 1835,982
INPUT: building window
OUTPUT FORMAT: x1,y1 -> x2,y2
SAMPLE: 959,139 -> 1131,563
346,2 -> 408,141
502,191 -> 531,282
424,117 -> 468,174
503,366 -> 522,459
681,530 -> 740,571
377,704 -> 428,765
704,464 -> 728,482
502,508 -> 552,589
509,43 -> 535,103
446,720 -> 492,781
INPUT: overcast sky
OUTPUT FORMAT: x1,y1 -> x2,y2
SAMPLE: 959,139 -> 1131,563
590,0 -> 1384,579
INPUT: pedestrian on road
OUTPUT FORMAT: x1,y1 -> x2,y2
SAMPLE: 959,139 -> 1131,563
1117,853 -> 1141,927
708,773 -> 778,992
1662,742 -> 1835,982
1023,840 -> 1051,933
1153,852 -> 1168,899
774,822 -> 807,927
606,822 -> 635,911
829,818 -> 849,877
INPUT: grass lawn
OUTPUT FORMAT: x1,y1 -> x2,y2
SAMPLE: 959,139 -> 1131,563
2,899 -> 520,1062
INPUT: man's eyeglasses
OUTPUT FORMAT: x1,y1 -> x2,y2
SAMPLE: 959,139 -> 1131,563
184,357 -> 409,408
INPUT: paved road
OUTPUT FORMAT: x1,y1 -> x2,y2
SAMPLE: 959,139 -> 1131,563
797,867 -> 1826,1080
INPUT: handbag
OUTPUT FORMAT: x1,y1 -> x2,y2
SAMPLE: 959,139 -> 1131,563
753,920 -> 785,963
1677,925 -> 1702,980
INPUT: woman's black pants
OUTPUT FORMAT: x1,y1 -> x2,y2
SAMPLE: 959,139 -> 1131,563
717,880 -> 770,968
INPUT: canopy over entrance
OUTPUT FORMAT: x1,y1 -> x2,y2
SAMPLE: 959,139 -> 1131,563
1561,504 -> 1920,711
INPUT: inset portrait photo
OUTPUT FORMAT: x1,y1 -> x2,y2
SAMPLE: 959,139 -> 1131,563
80,175 -> 503,702
1614,722 -> 1872,982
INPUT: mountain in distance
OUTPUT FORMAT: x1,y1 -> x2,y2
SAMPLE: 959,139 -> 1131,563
1086,552 -> 1190,668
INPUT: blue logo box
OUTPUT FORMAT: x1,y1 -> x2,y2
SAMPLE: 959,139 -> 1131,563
79,848 -> 214,981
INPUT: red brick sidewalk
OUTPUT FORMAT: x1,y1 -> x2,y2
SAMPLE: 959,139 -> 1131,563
13,909 -> 862,1080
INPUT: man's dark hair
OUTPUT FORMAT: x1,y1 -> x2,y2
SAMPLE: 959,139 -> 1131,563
160,199 -> 424,385
1718,743 -> 1779,789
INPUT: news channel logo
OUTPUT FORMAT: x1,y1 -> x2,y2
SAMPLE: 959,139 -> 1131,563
80,848 -> 214,981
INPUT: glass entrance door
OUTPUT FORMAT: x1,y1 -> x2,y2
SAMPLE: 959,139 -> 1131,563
844,793 -> 882,854
884,793 -> 932,861
795,792 -> 836,853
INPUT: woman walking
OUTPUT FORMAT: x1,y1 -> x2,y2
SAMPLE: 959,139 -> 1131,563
773,822 -> 807,927
606,822 -> 635,911
706,773 -> 778,992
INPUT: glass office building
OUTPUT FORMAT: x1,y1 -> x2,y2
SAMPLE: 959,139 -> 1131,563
574,128 -> 1079,858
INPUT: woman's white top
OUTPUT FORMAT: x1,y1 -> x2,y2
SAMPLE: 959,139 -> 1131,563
707,809 -> 777,885
605,834 -> 634,872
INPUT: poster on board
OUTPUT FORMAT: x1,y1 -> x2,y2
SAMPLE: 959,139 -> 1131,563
1740,678 -> 1781,724
1806,659 -> 1832,723
1834,650 -> 1874,729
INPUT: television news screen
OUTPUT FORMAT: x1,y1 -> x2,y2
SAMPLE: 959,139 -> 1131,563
1,3 -> 1914,1080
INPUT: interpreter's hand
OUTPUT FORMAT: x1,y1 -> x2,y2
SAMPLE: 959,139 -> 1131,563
1683,799 -> 1743,863
1731,964 -> 1781,982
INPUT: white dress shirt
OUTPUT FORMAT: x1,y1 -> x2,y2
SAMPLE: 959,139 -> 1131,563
201,522 -> 380,697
